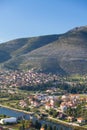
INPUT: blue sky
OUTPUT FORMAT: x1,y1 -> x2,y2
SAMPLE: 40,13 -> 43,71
0,0 -> 87,42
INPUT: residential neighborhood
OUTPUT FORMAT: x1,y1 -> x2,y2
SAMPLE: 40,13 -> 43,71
0,70 -> 87,129
0,69 -> 60,93
17,93 -> 87,127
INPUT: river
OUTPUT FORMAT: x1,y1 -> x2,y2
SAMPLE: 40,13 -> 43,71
0,107 -> 73,130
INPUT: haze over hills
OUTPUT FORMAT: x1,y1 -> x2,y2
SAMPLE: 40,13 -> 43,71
0,26 -> 87,75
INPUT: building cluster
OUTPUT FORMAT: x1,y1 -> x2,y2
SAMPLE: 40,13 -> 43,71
19,93 -> 87,125
0,70 -> 59,92
60,94 -> 80,112
19,93 -> 58,108
60,94 -> 87,124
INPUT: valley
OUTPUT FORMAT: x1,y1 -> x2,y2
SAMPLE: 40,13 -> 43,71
0,26 -> 87,129
0,70 -> 87,129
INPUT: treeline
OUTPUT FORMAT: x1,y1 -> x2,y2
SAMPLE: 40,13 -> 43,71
19,82 -> 53,91
19,80 -> 87,94
57,83 -> 87,94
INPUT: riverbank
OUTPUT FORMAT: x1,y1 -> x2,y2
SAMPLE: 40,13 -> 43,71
45,117 -> 87,130
0,104 -> 86,130
0,104 -> 33,115
0,104 -> 71,125
0,104 -> 73,130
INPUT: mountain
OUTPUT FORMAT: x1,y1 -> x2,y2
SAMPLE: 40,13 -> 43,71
0,26 -> 87,75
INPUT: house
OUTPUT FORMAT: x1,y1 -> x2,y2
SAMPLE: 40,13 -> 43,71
19,100 -> 27,108
85,104 -> 87,108
70,94 -> 79,100
60,104 -> 67,112
31,100 -> 39,107
67,116 -> 75,122
80,98 -> 86,103
50,99 -> 55,106
0,117 -> 17,124
45,103 -> 51,110
61,95 -> 69,101
77,117 -> 85,124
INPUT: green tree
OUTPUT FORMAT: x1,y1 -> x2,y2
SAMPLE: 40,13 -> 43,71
53,111 -> 58,118
34,120 -> 41,129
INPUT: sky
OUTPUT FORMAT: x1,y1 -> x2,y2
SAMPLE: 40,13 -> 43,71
0,0 -> 87,42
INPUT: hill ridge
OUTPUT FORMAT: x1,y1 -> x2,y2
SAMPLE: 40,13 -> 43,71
0,26 -> 87,75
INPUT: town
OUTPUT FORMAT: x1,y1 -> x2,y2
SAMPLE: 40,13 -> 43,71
0,69 -> 61,93
18,93 -> 87,126
0,70 -> 87,129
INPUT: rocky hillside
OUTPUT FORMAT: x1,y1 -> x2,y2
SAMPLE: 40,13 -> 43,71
0,26 -> 87,75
